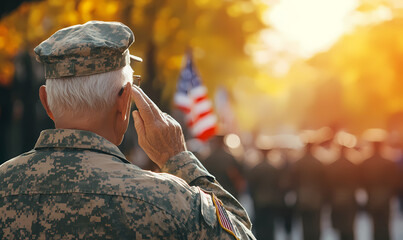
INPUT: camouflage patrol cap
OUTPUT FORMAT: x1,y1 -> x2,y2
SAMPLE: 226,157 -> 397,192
34,21 -> 142,79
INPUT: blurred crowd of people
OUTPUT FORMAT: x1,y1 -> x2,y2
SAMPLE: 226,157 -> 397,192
195,128 -> 403,240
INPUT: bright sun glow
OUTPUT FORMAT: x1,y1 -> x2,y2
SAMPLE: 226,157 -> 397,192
265,0 -> 359,58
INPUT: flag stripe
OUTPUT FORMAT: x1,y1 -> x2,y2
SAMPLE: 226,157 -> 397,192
193,100 -> 213,116
189,85 -> 207,98
174,94 -> 191,113
186,109 -> 215,127
197,126 -> 217,142
191,114 -> 217,136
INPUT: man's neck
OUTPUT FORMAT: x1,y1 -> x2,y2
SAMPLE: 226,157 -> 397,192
54,111 -> 119,145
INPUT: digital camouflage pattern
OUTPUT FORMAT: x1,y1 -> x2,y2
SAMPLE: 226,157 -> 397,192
34,21 -> 142,79
0,129 -> 255,239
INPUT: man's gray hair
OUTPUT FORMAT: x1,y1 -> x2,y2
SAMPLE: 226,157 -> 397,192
46,65 -> 133,118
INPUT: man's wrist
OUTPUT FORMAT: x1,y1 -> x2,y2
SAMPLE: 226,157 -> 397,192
161,151 -> 214,184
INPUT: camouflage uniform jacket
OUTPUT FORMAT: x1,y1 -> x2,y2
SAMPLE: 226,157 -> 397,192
0,129 -> 255,240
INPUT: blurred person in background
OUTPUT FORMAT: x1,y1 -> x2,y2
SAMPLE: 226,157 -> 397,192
202,134 -> 247,199
359,129 -> 401,240
0,21 -> 255,239
325,132 -> 360,240
387,130 -> 403,214
288,135 -> 326,240
274,147 -> 296,240
247,147 -> 289,240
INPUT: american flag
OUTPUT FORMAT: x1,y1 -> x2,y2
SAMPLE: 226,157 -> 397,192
174,51 -> 217,142
212,194 -> 238,239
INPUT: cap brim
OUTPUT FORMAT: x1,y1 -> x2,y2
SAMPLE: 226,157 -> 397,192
130,54 -> 143,62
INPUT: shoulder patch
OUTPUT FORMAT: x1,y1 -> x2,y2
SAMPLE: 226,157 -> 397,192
212,194 -> 239,240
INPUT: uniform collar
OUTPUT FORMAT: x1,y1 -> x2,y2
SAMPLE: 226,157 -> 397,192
34,129 -> 130,163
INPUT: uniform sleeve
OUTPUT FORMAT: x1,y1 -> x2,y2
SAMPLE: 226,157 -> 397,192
161,151 -> 254,239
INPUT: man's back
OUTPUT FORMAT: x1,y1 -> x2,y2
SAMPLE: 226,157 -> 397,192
0,129 -> 253,239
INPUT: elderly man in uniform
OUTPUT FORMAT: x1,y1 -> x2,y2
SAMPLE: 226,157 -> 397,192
0,21 -> 255,240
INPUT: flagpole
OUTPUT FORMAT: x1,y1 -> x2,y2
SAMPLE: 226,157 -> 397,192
185,0 -> 193,51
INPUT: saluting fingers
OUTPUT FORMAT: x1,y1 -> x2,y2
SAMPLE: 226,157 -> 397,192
131,85 -> 155,123
132,85 -> 165,121
132,110 -> 145,136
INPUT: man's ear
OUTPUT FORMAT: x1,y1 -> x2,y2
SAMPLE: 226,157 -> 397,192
39,85 -> 54,121
117,83 -> 132,121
